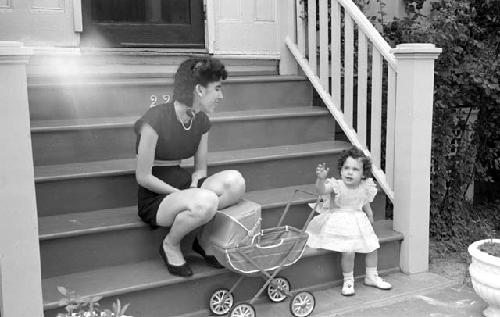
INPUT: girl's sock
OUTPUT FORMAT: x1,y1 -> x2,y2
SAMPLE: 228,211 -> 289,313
343,271 -> 354,281
366,266 -> 378,277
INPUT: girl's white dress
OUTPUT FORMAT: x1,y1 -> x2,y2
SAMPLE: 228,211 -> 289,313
306,177 -> 380,253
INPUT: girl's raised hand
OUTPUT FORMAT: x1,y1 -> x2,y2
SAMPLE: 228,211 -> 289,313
316,163 -> 329,179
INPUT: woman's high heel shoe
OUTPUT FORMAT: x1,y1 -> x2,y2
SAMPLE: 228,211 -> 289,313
192,238 -> 224,269
159,244 -> 193,277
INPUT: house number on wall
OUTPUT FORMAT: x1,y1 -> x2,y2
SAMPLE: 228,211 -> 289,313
150,94 -> 171,107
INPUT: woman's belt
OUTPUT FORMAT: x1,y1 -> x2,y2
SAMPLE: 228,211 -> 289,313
153,159 -> 182,167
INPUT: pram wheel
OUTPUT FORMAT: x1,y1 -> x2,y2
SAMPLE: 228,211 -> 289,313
229,302 -> 256,317
266,277 -> 291,303
209,288 -> 234,316
289,291 -> 315,317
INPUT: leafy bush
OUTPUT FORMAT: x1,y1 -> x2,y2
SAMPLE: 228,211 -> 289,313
56,286 -> 130,317
382,0 -> 500,245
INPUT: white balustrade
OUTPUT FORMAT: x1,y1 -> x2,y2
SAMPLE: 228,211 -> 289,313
288,0 -> 441,273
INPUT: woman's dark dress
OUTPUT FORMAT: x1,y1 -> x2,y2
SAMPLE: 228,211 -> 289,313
134,102 -> 211,227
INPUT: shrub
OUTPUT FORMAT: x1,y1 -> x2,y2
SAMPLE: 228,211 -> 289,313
382,0 -> 500,245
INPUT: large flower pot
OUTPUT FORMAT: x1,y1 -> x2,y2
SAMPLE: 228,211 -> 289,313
468,239 -> 500,317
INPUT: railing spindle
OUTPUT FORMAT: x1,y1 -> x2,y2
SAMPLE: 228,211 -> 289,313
370,48 -> 383,167
296,0 -> 306,56
344,14 -> 354,127
357,31 -> 368,147
386,66 -> 396,188
319,0 -> 329,89
307,0 -> 317,74
330,0 -> 341,108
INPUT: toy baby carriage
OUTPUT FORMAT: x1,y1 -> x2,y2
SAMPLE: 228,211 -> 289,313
200,190 -> 322,317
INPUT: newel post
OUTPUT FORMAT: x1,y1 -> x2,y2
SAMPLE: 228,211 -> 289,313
279,0 -> 299,75
0,42 -> 43,316
391,43 -> 441,274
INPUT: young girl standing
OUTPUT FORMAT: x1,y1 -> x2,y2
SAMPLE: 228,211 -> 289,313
306,147 -> 392,296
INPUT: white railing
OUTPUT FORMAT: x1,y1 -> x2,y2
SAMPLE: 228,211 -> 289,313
289,0 -> 397,201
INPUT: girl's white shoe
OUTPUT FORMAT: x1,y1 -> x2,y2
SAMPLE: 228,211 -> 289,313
341,279 -> 355,296
364,274 -> 392,290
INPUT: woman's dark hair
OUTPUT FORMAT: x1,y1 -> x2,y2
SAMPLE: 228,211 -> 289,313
173,57 -> 228,107
337,147 -> 372,179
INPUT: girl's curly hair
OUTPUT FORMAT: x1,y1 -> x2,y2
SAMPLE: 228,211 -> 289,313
337,147 -> 373,179
173,57 -> 228,107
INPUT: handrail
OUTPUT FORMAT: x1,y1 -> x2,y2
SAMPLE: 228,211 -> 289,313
286,37 -> 395,201
337,0 -> 397,70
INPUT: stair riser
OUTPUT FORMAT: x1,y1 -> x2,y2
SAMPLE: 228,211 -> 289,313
40,196 -> 386,278
36,153 -> 342,216
32,114 -> 335,165
40,204 -> 307,278
45,241 -> 400,317
28,80 -> 312,120
28,56 -> 279,78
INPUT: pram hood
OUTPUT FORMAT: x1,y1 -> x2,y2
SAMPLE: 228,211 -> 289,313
199,200 -> 262,253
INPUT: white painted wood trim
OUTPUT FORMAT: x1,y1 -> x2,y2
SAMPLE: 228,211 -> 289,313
337,0 -> 397,70
392,43 -> 441,274
319,0 -> 329,89
0,41 -> 43,317
286,38 -> 394,201
206,0 -> 216,53
370,48 -> 382,167
296,0 -> 306,56
386,67 -> 396,188
357,31 -> 368,148
331,0 -> 341,109
307,0 -> 316,75
344,15 -> 354,127
73,0 -> 83,32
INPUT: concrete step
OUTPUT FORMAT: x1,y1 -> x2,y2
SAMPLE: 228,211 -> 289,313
42,221 -> 402,317
31,107 -> 335,165
28,75 -> 312,120
34,141 -> 351,216
38,183 -> 387,278
27,51 -> 279,79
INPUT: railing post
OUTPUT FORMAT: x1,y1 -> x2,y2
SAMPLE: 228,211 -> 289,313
0,42 -> 43,316
279,0 -> 299,75
391,43 -> 441,274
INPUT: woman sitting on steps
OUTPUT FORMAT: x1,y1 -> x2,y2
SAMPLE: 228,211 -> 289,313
134,57 -> 246,277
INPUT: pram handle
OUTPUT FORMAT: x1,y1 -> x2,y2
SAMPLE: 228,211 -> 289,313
255,239 -> 284,249
277,189 -> 322,231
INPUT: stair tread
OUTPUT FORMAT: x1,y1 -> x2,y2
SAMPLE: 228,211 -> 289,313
42,219 -> 402,309
28,74 -> 307,88
34,140 -> 351,181
38,184 -> 320,240
31,107 -> 331,132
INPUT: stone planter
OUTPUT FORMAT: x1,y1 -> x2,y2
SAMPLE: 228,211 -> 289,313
468,239 -> 500,317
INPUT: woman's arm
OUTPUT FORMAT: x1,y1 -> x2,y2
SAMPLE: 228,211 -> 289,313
136,124 -> 180,194
190,132 -> 209,188
362,203 -> 374,224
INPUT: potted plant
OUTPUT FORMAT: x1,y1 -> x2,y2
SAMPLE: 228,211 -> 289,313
56,286 -> 131,317
468,232 -> 500,317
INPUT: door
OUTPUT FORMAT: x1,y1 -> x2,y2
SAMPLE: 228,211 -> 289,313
208,0 -> 280,56
81,0 -> 205,48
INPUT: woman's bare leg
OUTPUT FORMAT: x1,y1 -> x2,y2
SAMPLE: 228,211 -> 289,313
156,188 -> 219,265
201,170 -> 245,209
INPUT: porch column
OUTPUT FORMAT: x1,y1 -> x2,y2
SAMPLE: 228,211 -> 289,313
391,43 -> 441,274
0,42 -> 43,316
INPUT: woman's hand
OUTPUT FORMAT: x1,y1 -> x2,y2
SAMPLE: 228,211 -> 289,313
316,163 -> 329,180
